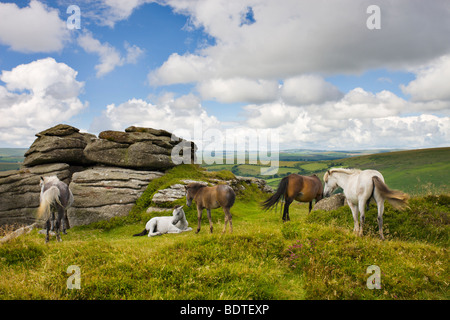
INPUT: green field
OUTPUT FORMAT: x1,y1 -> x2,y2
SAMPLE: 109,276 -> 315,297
204,147 -> 450,195
0,164 -> 448,300
0,148 -> 26,171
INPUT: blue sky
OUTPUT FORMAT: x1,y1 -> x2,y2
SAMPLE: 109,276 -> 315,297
0,0 -> 449,150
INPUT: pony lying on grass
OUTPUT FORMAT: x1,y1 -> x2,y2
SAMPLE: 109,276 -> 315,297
37,176 -> 73,243
133,205 -> 192,237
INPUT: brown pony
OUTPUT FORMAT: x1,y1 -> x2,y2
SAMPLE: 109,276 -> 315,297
261,174 -> 323,221
185,183 -> 236,234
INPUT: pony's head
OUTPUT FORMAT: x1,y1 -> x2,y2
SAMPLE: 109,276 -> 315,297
40,175 -> 59,186
171,205 -> 185,225
323,170 -> 338,197
185,183 -> 205,207
40,176 -> 60,192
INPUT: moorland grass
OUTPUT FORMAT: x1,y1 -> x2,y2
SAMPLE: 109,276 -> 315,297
0,165 -> 448,300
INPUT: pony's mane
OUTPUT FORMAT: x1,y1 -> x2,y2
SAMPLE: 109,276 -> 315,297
324,168 -> 361,181
42,175 -> 60,183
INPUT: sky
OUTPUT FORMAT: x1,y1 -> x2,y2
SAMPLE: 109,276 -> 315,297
0,0 -> 449,151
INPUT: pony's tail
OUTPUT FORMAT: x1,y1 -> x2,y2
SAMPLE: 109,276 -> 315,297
372,176 -> 409,210
261,176 -> 289,211
37,186 -> 61,220
133,229 -> 148,237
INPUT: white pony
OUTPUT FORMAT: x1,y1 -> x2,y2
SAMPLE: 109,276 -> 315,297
323,168 -> 409,240
37,176 -> 74,243
133,205 -> 192,237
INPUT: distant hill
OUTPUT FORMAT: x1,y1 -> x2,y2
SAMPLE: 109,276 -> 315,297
0,148 -> 27,171
204,147 -> 450,195
323,147 -> 449,195
277,148 -> 402,161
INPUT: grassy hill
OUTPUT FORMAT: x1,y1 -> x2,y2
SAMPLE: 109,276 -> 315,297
0,148 -> 26,171
204,147 -> 450,195
0,164 -> 448,300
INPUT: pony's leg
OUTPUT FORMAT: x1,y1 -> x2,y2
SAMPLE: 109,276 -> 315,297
45,219 -> 51,243
222,213 -> 228,233
282,198 -> 293,222
358,200 -> 366,237
308,201 -> 312,213
222,207 -> 233,233
167,226 -> 183,234
55,218 -> 62,242
207,209 -> 213,233
148,221 -> 161,236
55,208 -> 64,242
62,210 -> 70,234
196,207 -> 203,234
50,211 -> 55,231
348,201 -> 360,235
376,200 -> 385,240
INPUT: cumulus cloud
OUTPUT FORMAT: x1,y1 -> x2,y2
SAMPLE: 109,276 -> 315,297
151,0 -> 450,85
89,94 -> 220,135
242,88 -> 450,150
148,53 -> 213,85
90,0 -> 150,27
281,75 -> 343,105
0,0 -> 70,53
92,0 -> 450,150
401,54 -> 450,102
0,58 -> 87,146
78,32 -> 144,77
198,78 -> 279,103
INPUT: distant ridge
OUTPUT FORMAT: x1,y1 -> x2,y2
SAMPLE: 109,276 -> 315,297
0,148 -> 27,171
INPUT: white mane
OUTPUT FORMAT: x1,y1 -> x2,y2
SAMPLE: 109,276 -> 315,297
42,175 -> 60,184
324,168 -> 361,181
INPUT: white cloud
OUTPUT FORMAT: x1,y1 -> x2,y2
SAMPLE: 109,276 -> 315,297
281,75 -> 342,105
152,0 -> 450,85
242,88 -> 450,150
198,78 -> 279,103
0,58 -> 87,147
94,0 -> 150,27
77,32 -> 144,77
148,53 -> 212,85
244,103 -> 301,129
89,94 -> 220,136
324,88 -> 407,120
401,55 -> 450,102
124,42 -> 144,64
0,0 -> 70,53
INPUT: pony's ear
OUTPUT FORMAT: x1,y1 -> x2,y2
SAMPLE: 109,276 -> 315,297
40,176 -> 44,182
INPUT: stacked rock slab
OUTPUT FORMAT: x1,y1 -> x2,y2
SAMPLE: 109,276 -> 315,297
83,126 -> 196,170
23,124 -> 96,167
67,167 -> 164,226
0,123 -> 197,227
